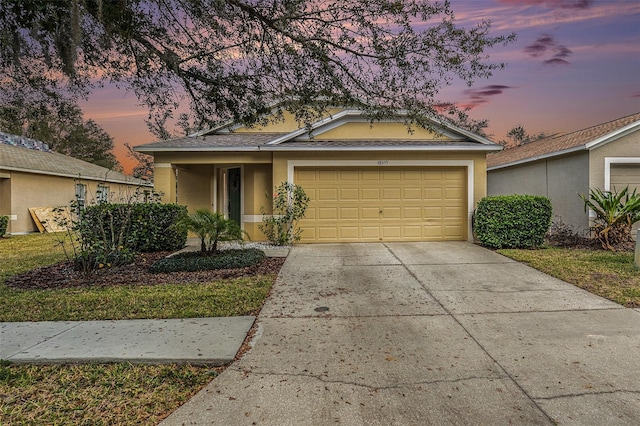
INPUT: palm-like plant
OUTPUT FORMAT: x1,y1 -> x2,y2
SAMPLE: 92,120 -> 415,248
579,186 -> 640,250
180,209 -> 245,253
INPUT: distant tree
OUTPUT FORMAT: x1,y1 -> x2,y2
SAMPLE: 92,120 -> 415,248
0,86 -> 121,170
0,0 -> 515,137
125,143 -> 154,182
502,125 -> 548,147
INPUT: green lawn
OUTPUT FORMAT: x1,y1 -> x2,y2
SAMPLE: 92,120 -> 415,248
498,247 -> 640,308
0,233 -> 276,425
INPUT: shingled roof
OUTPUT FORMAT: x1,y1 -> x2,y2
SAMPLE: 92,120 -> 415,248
487,112 -> 640,170
0,139 -> 150,186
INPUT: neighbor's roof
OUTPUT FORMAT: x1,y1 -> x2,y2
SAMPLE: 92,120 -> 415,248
0,137 -> 150,186
487,112 -> 640,170
135,109 -> 501,153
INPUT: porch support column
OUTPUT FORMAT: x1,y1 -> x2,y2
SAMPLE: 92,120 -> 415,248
154,163 -> 177,203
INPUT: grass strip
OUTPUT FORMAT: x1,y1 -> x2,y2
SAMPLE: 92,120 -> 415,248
0,276 -> 274,322
0,361 -> 215,425
497,247 -> 640,307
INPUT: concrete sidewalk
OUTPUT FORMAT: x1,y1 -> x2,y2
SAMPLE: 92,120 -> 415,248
161,242 -> 640,425
0,317 -> 254,365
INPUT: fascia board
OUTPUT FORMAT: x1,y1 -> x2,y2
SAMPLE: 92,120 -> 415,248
585,121 -> 640,150
0,166 -> 151,186
487,145 -> 587,171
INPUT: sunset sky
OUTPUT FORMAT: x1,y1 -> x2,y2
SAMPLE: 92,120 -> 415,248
79,0 -> 640,174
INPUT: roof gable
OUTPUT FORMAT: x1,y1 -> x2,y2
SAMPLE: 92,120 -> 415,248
487,112 -> 640,170
136,108 -> 499,153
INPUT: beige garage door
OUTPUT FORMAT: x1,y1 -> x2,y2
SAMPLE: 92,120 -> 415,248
611,164 -> 640,235
295,167 -> 467,243
611,164 -> 640,192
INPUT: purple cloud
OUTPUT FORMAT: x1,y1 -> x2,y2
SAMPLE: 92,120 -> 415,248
499,0 -> 592,9
461,85 -> 515,109
525,34 -> 573,65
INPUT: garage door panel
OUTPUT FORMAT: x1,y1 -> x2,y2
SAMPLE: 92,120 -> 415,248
340,188 -> 359,200
362,207 -> 381,219
382,207 -> 401,219
339,207 -> 359,220
296,167 -> 466,242
318,188 -> 338,201
382,188 -> 402,200
318,207 -> 338,220
424,188 -> 443,199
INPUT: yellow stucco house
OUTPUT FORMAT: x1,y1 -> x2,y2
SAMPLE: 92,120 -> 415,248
1,133 -> 151,234
135,109 -> 502,243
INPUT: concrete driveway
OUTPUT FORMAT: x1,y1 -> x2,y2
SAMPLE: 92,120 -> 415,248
162,242 -> 640,425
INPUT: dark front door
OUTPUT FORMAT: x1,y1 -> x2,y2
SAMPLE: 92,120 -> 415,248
227,168 -> 241,225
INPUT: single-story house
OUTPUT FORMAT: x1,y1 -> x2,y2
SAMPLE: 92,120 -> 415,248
487,112 -> 640,236
135,108 -> 502,243
0,132 -> 152,234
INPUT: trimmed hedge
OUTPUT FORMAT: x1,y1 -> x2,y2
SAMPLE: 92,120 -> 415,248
149,248 -> 266,273
0,215 -> 8,236
80,203 -> 187,252
474,195 -> 552,249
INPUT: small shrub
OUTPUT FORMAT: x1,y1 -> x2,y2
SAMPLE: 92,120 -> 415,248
546,217 -> 587,248
474,195 -> 552,249
259,182 -> 310,246
0,215 -> 8,236
149,248 -> 265,273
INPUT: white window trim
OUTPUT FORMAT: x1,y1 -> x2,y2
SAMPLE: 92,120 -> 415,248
287,159 -> 475,241
604,157 -> 640,191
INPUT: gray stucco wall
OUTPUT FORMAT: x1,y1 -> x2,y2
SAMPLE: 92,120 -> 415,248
487,151 -> 590,234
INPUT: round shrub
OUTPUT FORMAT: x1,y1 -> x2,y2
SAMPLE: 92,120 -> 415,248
149,248 -> 266,273
474,195 -> 552,249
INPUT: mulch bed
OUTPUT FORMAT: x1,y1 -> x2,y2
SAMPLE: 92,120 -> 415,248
5,252 -> 286,290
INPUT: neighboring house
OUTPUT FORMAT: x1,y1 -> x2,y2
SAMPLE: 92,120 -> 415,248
487,112 -> 640,236
0,133 -> 152,234
135,108 -> 501,243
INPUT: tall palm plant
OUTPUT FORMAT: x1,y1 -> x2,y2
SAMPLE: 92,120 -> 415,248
180,209 -> 245,253
579,186 -> 640,250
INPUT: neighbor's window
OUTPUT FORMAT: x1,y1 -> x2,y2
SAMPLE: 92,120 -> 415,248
97,184 -> 109,203
75,183 -> 87,212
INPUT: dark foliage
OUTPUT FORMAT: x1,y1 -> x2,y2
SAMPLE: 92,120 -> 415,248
80,203 -> 187,253
0,0 -> 514,137
149,249 -> 266,273
474,195 -> 552,249
0,215 -> 8,236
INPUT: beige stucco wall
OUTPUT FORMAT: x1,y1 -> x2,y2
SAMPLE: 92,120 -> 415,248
3,171 -> 148,234
176,165 -> 214,211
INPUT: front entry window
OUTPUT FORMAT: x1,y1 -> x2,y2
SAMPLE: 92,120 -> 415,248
227,168 -> 241,225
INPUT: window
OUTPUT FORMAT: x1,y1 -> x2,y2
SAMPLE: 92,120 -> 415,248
97,184 -> 109,203
75,183 -> 87,212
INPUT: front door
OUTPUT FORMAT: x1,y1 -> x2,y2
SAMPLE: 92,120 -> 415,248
227,167 -> 241,225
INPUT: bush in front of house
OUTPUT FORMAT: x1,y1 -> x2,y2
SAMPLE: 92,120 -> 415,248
0,215 -> 8,236
80,203 -> 187,253
474,195 -> 552,249
149,248 -> 265,273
